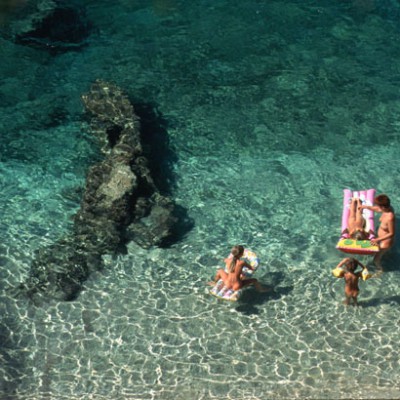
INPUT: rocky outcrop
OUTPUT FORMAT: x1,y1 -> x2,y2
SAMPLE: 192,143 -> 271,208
77,80 -> 180,250
22,80 -> 181,302
1,0 -> 91,54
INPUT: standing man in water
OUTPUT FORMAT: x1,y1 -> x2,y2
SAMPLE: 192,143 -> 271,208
360,194 -> 395,269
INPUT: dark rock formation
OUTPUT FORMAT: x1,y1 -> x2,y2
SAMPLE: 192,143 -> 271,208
22,80 -> 183,302
2,0 -> 91,54
78,80 -> 180,249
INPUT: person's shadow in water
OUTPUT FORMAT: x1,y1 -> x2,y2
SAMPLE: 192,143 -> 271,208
235,271 -> 293,316
360,295 -> 400,308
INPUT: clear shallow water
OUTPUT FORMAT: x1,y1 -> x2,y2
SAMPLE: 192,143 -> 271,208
1,0 -> 400,399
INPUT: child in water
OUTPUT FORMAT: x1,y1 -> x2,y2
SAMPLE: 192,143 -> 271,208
335,257 -> 367,306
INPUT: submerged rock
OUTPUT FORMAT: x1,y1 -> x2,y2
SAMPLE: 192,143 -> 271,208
78,80 -> 179,249
2,0 -> 91,54
22,80 -> 182,302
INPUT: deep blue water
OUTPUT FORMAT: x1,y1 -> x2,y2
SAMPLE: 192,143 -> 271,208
1,1 -> 400,399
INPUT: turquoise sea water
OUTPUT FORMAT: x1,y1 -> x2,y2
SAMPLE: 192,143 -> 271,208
1,0 -> 400,399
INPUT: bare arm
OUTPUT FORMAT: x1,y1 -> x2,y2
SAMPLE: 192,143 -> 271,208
225,258 -> 252,268
359,204 -> 381,212
355,259 -> 366,270
335,258 -> 350,269
242,261 -> 253,270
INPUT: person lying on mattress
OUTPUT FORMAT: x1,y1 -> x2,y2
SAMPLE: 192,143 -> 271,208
345,198 -> 373,240
208,245 -> 268,293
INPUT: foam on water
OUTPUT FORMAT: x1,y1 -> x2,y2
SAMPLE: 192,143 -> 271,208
1,0 -> 400,398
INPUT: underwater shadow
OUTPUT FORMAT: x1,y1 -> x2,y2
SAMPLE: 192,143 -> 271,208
133,102 -> 178,195
379,251 -> 400,273
134,101 -> 193,244
235,271 -> 293,315
158,204 -> 194,248
360,295 -> 400,308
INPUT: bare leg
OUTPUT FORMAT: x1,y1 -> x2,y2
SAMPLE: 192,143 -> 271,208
348,198 -> 358,233
373,248 -> 389,271
352,296 -> 359,307
208,269 -> 228,286
354,199 -> 366,231
343,295 -> 351,306
243,278 -> 269,292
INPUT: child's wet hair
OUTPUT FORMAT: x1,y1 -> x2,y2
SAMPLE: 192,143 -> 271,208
231,245 -> 244,258
229,245 -> 245,272
354,230 -> 365,241
346,258 -> 357,271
